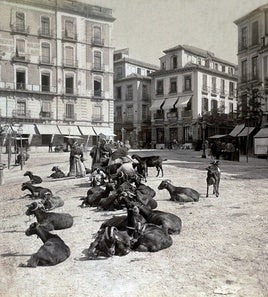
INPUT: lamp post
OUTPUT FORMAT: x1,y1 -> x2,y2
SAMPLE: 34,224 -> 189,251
201,120 -> 207,158
17,126 -> 23,170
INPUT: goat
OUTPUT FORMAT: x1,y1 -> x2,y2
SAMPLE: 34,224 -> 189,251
21,182 -> 52,199
131,154 -> 167,177
49,166 -> 65,179
206,160 -> 221,197
158,180 -> 200,203
87,226 -> 131,259
25,202 -> 73,231
19,222 -> 70,267
41,192 -> 64,210
137,204 -> 182,235
24,171 -> 42,184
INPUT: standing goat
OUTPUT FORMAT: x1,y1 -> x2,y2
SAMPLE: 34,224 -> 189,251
158,180 -> 200,203
20,222 -> 70,267
24,171 -> 42,184
206,160 -> 221,197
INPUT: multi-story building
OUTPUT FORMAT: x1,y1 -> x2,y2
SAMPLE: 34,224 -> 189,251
114,48 -> 159,148
150,44 -> 238,148
0,0 -> 115,149
234,4 -> 268,156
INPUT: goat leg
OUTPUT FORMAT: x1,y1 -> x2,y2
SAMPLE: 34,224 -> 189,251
206,184 -> 209,197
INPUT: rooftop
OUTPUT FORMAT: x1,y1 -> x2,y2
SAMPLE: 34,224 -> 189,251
234,3 -> 268,24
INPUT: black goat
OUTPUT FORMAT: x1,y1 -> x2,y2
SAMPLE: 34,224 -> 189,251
50,166 -> 65,179
158,180 -> 200,203
21,182 -> 52,199
20,222 -> 70,267
24,171 -> 42,184
25,202 -> 73,231
41,192 -> 64,210
206,160 -> 221,197
87,226 -> 131,259
131,154 -> 167,177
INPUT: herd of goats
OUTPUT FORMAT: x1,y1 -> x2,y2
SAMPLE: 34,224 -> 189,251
18,151 -> 221,268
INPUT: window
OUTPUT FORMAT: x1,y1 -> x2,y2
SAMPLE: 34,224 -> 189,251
211,77 -> 216,93
65,46 -> 74,66
137,67 -> 141,75
142,84 -> 149,100
41,16 -> 50,36
93,26 -> 101,44
252,56 -> 258,79
202,98 -> 208,113
197,57 -> 201,65
241,27 -> 248,49
211,100 -> 218,113
115,67 -> 123,80
65,20 -> 74,38
170,78 -> 177,93
94,78 -> 102,97
229,102 -> 233,113
251,21 -> 259,46
17,101 -> 26,116
126,85 -> 133,100
205,59 -> 210,68
240,94 -> 248,115
16,12 -> 25,31
41,101 -> 51,117
266,10 -> 268,35
41,73 -> 50,92
146,70 -> 150,76
94,51 -> 102,70
41,43 -> 50,63
228,67 -> 234,75
214,63 -> 218,71
116,86 -> 121,100
156,80 -> 163,95
172,56 -> 177,69
222,65 -> 225,72
126,105 -> 133,121
220,79 -> 225,95
16,70 -> 25,90
92,105 -> 102,121
115,106 -> 122,121
66,103 -> 74,118
202,74 -> 207,91
16,39 -> 25,56
229,82 -> 234,97
161,62 -> 166,70
156,128 -> 164,143
65,75 -> 74,94
184,75 -> 192,91
241,60 -> 247,81
142,105 -> 148,120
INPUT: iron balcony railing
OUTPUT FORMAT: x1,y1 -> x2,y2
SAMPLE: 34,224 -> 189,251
181,110 -> 192,118
12,109 -> 31,118
0,81 -> 56,93
40,111 -> 54,119
38,28 -> 53,38
39,56 -> 54,65
12,53 -> 30,63
167,111 -> 178,119
63,59 -> 78,68
91,37 -> 104,46
93,90 -> 104,98
11,24 -> 30,35
92,115 -> 104,122
62,30 -> 77,41
63,113 -> 77,121
92,63 -> 105,72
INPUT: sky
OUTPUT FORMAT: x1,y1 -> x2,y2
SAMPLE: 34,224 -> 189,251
84,0 -> 268,66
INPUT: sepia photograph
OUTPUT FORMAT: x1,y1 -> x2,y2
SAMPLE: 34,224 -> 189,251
0,0 -> 268,296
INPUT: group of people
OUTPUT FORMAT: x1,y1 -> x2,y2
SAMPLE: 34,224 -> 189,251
209,140 -> 239,161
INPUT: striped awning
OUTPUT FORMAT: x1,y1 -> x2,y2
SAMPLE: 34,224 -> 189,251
237,127 -> 255,137
93,127 -> 116,137
36,124 -> 60,135
12,124 -> 37,134
162,97 -> 178,110
229,124 -> 245,137
175,96 -> 192,107
254,127 -> 268,138
57,125 -> 82,136
78,126 -> 95,136
150,99 -> 165,111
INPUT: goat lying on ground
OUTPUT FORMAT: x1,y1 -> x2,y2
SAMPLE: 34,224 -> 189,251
206,160 -> 221,198
20,222 -> 70,267
21,182 -> 52,199
158,180 -> 200,203
24,171 -> 42,184
25,202 -> 73,231
41,192 -> 64,210
49,166 -> 65,179
131,154 -> 167,177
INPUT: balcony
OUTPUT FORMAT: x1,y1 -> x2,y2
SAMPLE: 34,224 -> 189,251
92,63 -> 105,72
141,116 -> 151,123
39,56 -> 54,65
202,85 -> 208,94
93,90 -> 104,99
63,113 -> 77,121
65,87 -> 75,95
142,93 -> 150,101
63,59 -> 78,68
12,53 -> 30,63
92,115 -> 104,122
41,85 -> 50,92
12,109 -> 31,118
91,37 -> 104,46
0,81 -> 56,93
181,110 -> 192,118
62,31 -> 77,42
220,91 -> 226,98
38,28 -> 53,38
167,111 -> 178,119
39,111 -> 54,119
11,24 -> 30,35
16,82 -> 26,90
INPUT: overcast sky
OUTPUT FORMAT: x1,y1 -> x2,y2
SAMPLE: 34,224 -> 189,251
85,0 -> 268,66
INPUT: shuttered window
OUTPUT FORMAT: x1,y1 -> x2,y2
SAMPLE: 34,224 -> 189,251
16,12 -> 25,31
65,46 -> 74,66
251,21 -> 259,45
94,51 -> 101,69
41,16 -> 50,35
42,101 -> 51,112
41,43 -> 50,63
66,104 -> 74,118
65,20 -> 74,38
16,39 -> 25,54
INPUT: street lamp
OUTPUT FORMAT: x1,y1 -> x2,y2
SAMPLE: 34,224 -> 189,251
17,126 -> 23,170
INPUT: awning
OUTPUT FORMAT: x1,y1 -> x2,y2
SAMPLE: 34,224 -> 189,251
162,98 -> 178,110
237,127 -> 255,137
57,125 -> 82,136
149,99 -> 165,111
229,124 -> 245,137
254,127 -> 268,138
35,124 -> 60,135
209,134 -> 228,139
64,135 -> 83,139
93,127 -> 116,137
175,96 -> 192,108
78,126 -> 95,136
12,124 -> 37,134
